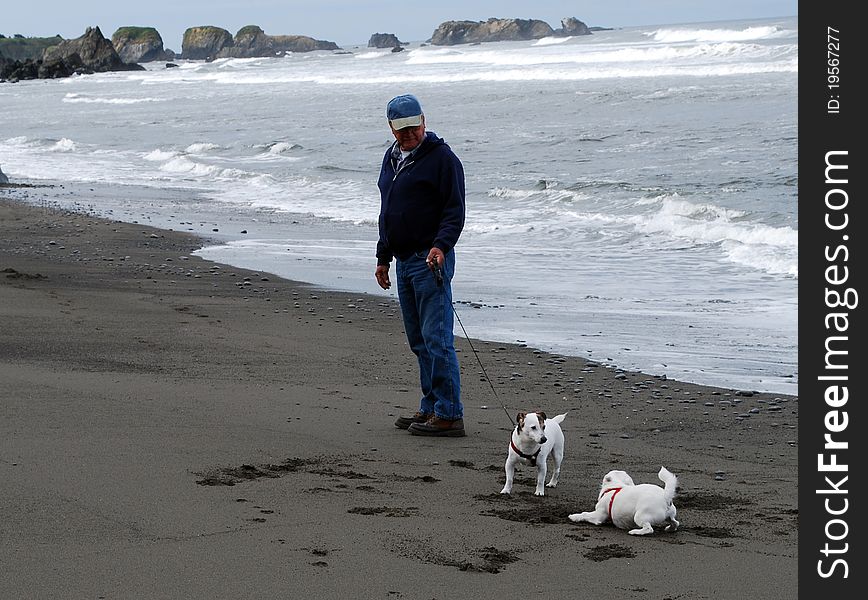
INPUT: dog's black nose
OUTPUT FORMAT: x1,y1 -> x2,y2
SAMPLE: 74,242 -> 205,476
540,436 -> 547,444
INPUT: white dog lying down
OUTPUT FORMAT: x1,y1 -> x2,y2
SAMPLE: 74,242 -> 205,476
568,466 -> 679,535
500,411 -> 567,496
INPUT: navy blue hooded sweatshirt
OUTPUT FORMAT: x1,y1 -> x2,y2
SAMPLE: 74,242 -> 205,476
376,131 -> 465,265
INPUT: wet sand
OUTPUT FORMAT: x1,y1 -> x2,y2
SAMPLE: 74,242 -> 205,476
0,192 -> 797,599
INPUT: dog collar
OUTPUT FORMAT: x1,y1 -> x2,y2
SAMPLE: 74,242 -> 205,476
510,439 -> 541,466
600,487 -> 622,519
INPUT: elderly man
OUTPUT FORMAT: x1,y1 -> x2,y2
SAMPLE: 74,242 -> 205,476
375,94 -> 467,437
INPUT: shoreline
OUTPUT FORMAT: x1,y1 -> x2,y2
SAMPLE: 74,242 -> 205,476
0,178 -> 797,395
0,192 -> 797,598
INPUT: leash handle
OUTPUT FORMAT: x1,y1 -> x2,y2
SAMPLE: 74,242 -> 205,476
432,257 -> 443,287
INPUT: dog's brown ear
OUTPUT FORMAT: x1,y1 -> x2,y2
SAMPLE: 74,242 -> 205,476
516,412 -> 526,426
537,411 -> 547,421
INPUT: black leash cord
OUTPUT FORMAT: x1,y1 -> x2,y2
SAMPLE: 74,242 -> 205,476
432,258 -> 515,429
451,303 -> 515,429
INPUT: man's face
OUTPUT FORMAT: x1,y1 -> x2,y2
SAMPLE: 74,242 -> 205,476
390,116 -> 426,151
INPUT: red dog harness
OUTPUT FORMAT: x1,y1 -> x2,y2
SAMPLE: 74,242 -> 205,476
510,439 -> 542,466
599,487 -> 623,519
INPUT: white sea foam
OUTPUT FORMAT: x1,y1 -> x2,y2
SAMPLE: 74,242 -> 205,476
267,142 -> 302,154
631,195 -> 797,276
724,241 -> 798,277
649,25 -> 789,43
185,142 -> 221,154
200,61 -> 794,86
211,175 -> 378,225
143,149 -> 178,161
533,36 -> 573,46
63,92 -> 164,104
157,156 -> 247,180
354,50 -> 391,59
405,41 -> 790,66
129,34 -> 795,87
50,138 -> 77,152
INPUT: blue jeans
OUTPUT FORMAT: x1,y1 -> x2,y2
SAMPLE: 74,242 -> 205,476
395,251 -> 462,420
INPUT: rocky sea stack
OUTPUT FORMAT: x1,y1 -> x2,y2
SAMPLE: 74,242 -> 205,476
181,25 -> 339,60
0,34 -> 63,61
430,18 -> 553,45
111,27 -> 176,63
1,26 -> 143,82
555,17 -> 592,37
368,33 -> 406,49
180,26 -> 233,60
429,17 -> 593,45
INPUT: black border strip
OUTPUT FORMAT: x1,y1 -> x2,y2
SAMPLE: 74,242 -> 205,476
799,1 -> 864,595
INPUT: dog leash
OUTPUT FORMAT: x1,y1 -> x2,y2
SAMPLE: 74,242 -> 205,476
452,303 -> 516,429
433,259 -> 515,429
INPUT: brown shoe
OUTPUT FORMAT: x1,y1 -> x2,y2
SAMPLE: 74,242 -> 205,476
408,416 -> 466,437
394,411 -> 432,429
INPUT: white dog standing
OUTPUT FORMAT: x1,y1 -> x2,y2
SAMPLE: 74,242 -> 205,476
500,411 -> 567,496
568,466 -> 679,535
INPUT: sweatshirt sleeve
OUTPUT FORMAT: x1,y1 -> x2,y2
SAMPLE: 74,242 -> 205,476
376,151 -> 394,265
432,148 -> 466,254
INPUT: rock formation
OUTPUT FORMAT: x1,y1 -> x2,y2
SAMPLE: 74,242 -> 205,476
1,52 -> 86,81
368,33 -> 405,49
554,17 -> 592,37
0,165 -> 9,185
0,35 -> 63,61
2,27 -> 143,82
42,26 -> 144,72
430,18 -> 554,45
181,25 -> 339,60
111,27 -> 176,63
181,26 -> 234,60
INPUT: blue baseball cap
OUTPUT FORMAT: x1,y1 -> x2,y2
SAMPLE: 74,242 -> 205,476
386,94 -> 423,129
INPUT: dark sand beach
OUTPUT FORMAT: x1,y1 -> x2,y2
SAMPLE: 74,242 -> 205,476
1,191 -> 797,598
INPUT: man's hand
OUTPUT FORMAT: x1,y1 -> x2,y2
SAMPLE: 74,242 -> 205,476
375,264 -> 391,290
426,248 -> 445,271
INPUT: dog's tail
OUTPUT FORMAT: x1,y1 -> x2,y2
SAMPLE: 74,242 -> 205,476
658,466 -> 678,505
550,412 -> 568,424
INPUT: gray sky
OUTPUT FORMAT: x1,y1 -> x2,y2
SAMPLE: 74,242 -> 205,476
3,1 -> 797,51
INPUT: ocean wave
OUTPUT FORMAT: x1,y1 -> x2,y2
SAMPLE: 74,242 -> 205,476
139,33 -> 795,87
488,186 -> 581,203
214,63 -> 794,85
533,36 -> 573,46
143,149 -> 179,161
185,142 -> 221,154
648,25 -> 790,43
50,138 -> 77,152
405,40 -> 792,66
156,155 -> 251,180
209,175 -> 379,225
478,187 -> 797,277
211,57 -> 271,69
632,195 -> 798,276
266,141 -> 303,154
354,50 -> 392,59
3,136 -> 81,152
62,92 -> 164,104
